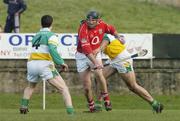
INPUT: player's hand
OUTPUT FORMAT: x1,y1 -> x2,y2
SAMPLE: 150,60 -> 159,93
15,12 -> 19,16
61,63 -> 69,72
93,61 -> 103,70
118,35 -> 126,44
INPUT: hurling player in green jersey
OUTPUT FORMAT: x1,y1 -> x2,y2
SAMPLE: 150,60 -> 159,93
19,15 -> 74,115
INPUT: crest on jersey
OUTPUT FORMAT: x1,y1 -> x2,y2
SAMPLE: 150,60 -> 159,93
81,38 -> 87,43
98,29 -> 103,34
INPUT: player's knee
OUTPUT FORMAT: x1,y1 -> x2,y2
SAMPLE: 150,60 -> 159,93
61,85 -> 69,93
95,73 -> 104,79
83,85 -> 91,93
25,86 -> 34,92
83,81 -> 91,90
84,86 -> 90,91
128,83 -> 138,92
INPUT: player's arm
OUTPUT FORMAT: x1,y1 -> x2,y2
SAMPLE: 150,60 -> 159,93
113,31 -> 125,44
48,35 -> 64,65
103,22 -> 125,44
101,34 -> 110,52
79,37 -> 101,68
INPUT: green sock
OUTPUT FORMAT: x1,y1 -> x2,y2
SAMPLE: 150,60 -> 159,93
95,100 -> 102,105
66,106 -> 74,115
95,100 -> 103,111
21,98 -> 29,107
95,100 -> 103,108
151,100 -> 158,108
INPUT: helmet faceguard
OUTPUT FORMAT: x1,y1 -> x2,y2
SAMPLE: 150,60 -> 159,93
86,10 -> 100,28
86,11 -> 100,20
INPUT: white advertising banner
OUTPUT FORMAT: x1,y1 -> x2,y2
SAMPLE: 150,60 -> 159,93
124,34 -> 153,59
0,33 -> 152,59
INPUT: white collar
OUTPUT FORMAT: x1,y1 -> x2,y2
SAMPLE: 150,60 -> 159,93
40,28 -> 51,31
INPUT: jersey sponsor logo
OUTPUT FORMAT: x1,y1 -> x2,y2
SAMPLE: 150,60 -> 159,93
91,36 -> 100,45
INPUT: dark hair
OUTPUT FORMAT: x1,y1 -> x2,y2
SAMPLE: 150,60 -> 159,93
86,10 -> 100,20
41,15 -> 53,27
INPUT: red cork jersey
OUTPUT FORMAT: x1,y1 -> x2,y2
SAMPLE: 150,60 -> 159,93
77,20 -> 116,55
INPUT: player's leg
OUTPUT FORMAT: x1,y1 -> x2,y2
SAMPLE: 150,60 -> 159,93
94,66 -> 116,111
115,52 -> 164,113
79,69 -> 96,112
121,72 -> 154,102
38,60 -> 74,115
75,53 -> 96,112
120,72 -> 163,113
20,61 -> 40,114
94,59 -> 112,111
48,75 -> 74,115
14,14 -> 20,33
110,49 -> 163,113
4,15 -> 13,33
20,82 -> 37,114
103,66 -> 117,79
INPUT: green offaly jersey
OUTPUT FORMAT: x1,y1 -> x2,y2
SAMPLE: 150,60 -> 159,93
29,28 -> 64,65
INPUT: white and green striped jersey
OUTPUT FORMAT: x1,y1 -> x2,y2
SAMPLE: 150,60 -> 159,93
29,28 -> 64,65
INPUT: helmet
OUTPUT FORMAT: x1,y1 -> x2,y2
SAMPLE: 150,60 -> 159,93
86,10 -> 100,20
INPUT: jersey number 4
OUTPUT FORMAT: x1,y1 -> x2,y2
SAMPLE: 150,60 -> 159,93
32,35 -> 41,49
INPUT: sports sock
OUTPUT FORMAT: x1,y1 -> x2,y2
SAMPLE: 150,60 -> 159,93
88,99 -> 95,107
95,100 -> 103,111
20,98 -> 29,107
151,100 -> 159,108
88,99 -> 95,111
66,106 -> 74,115
95,100 -> 102,105
101,92 -> 110,101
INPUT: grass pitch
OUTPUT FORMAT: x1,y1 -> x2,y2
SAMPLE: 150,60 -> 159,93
1,109 -> 180,121
0,93 -> 180,121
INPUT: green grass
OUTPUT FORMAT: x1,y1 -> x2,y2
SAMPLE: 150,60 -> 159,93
0,93 -> 180,121
1,109 -> 180,121
1,0 -> 180,33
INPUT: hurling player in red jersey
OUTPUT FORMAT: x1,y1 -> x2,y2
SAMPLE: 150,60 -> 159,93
75,10 -> 125,112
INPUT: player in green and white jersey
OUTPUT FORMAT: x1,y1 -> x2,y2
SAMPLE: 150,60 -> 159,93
19,15 -> 74,115
95,34 -> 163,113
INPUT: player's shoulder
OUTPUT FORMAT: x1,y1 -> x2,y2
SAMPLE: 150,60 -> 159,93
49,33 -> 58,39
98,19 -> 106,24
49,31 -> 56,35
80,20 -> 86,25
79,20 -> 87,28
97,19 -> 108,27
78,20 -> 87,32
48,34 -> 59,46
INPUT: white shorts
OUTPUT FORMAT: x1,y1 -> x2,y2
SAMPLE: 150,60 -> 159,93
106,50 -> 134,73
27,60 -> 58,83
75,52 -> 102,72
